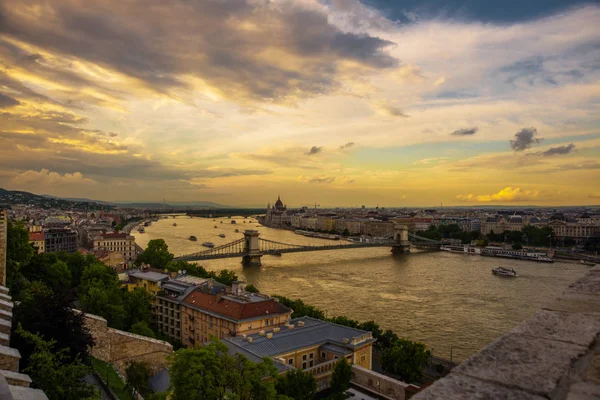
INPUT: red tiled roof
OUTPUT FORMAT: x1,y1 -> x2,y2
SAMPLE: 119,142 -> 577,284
29,232 -> 45,241
183,290 -> 291,321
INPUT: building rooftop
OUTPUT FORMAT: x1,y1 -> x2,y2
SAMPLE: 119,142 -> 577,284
127,270 -> 170,283
28,232 -> 44,241
224,316 -> 375,357
182,289 -> 291,322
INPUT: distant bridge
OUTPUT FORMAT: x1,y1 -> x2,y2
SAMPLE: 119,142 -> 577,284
174,225 -> 442,266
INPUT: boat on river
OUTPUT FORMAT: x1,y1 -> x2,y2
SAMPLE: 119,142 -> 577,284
202,242 -> 215,248
173,223 -> 177,227
189,236 -> 197,241
137,226 -> 145,233
440,245 -> 481,255
235,229 -> 239,233
492,267 -> 518,277
231,220 -> 237,224
219,233 -> 226,238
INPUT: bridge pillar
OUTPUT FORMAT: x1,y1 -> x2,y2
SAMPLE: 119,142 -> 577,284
242,230 -> 262,267
392,224 -> 411,254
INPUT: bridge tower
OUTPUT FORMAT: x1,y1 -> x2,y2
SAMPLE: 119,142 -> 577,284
242,230 -> 262,266
392,224 -> 411,254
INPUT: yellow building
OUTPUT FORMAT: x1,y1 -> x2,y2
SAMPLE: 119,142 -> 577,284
223,317 -> 376,390
28,232 -> 45,254
123,269 -> 170,295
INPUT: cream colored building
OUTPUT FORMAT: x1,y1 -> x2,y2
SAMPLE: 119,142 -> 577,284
93,232 -> 138,262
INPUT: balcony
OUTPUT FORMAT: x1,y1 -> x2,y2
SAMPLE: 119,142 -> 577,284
304,359 -> 337,392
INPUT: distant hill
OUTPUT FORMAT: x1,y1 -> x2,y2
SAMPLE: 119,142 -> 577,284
0,188 -> 232,210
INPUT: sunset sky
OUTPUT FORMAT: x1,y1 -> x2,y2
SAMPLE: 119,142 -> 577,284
0,0 -> 599,207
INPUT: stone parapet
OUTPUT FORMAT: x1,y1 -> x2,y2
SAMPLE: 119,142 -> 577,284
0,370 -> 32,387
0,345 -> 20,372
0,319 -> 11,335
0,299 -> 13,313
0,333 -> 9,347
413,266 -> 600,400
351,364 -> 410,400
80,311 -> 173,373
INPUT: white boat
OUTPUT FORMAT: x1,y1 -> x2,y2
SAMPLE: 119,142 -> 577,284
580,259 -> 596,266
440,245 -> 481,255
202,242 -> 215,248
492,267 -> 518,277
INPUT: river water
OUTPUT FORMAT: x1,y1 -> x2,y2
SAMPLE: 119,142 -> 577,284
133,216 -> 588,361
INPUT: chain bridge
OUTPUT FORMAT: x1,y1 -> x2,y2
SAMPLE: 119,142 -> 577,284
174,225 -> 442,266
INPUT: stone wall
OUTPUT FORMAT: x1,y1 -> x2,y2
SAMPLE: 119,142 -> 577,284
351,364 -> 411,400
81,312 -> 173,373
0,209 -> 7,287
413,265 -> 600,399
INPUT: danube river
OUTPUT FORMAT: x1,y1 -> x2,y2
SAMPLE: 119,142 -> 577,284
133,216 -> 588,361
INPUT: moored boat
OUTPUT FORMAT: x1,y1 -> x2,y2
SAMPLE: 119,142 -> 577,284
137,226 -> 145,233
202,242 -> 215,248
492,267 -> 518,277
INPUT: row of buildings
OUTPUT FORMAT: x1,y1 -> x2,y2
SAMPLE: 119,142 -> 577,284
122,268 -> 376,390
263,196 -> 600,244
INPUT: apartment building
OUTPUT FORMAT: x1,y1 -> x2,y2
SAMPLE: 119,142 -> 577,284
155,279 -> 198,342
123,269 -> 170,295
180,281 -> 292,346
44,228 -> 77,253
93,232 -> 138,262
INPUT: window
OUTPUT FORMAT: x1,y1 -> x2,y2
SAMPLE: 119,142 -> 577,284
309,353 -> 314,359
288,358 -> 293,365
302,362 -> 307,369
309,360 -> 314,367
321,352 -> 326,359
265,319 -> 269,326
302,355 -> 307,361
361,355 -> 366,362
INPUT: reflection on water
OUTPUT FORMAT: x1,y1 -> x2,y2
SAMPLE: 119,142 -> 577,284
134,216 -> 588,361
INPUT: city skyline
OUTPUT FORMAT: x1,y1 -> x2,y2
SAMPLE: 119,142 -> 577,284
1,0 -> 599,206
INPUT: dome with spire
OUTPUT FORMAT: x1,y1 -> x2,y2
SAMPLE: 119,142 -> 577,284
274,195 -> 284,210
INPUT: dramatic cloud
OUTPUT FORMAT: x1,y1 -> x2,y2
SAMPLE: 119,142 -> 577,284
0,0 -> 398,105
340,142 -> 355,149
305,146 -> 323,156
456,187 -> 540,203
0,92 -> 20,108
510,128 -> 544,152
11,169 -> 97,186
538,143 -> 575,156
451,127 -> 478,136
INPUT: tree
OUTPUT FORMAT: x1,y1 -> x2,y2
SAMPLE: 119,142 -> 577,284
330,358 -> 352,399
275,368 -> 316,400
130,321 -> 156,338
137,239 -> 173,269
16,325 -> 99,400
245,284 -> 259,293
512,242 -> 523,250
5,221 -> 35,293
329,316 -> 359,329
213,269 -> 239,286
79,263 -> 127,329
358,321 -> 382,340
377,329 -> 399,349
125,361 -> 152,397
124,287 -> 153,330
381,339 -> 430,383
12,281 -> 94,366
342,228 -> 350,237
169,341 -> 278,400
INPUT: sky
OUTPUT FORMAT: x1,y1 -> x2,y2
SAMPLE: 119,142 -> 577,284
0,0 -> 599,207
